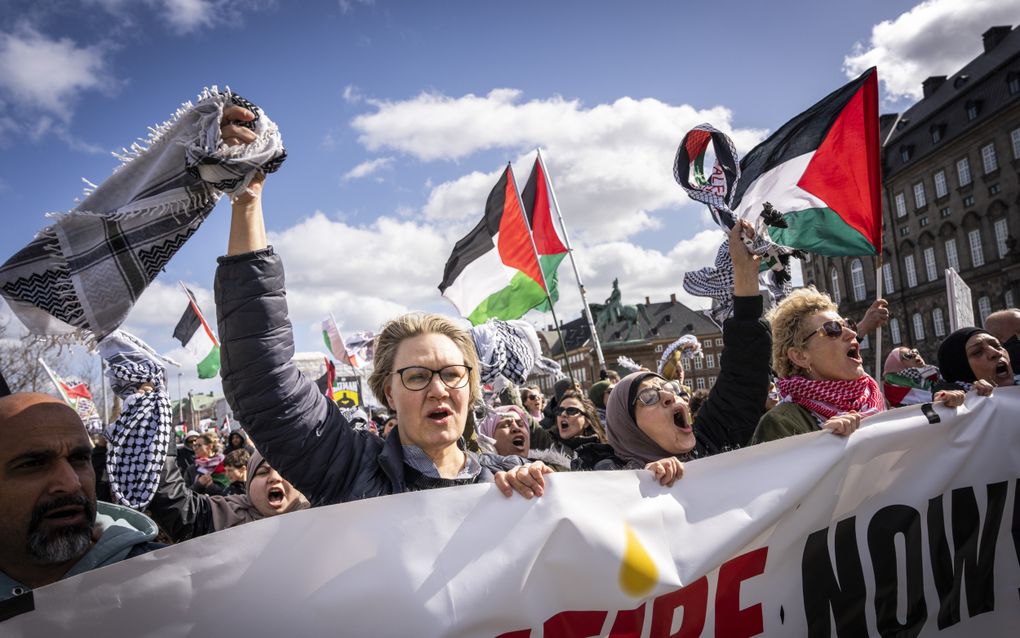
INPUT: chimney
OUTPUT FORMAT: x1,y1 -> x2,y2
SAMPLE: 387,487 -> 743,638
982,26 -> 1011,53
644,296 -> 650,305
670,293 -> 677,304
921,76 -> 946,98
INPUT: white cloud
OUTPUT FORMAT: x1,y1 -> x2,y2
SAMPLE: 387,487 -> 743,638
844,0 -> 1020,102
0,26 -> 109,117
351,89 -> 766,241
342,84 -> 364,104
160,0 -> 216,33
342,157 -> 393,181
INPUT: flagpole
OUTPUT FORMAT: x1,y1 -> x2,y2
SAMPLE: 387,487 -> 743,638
506,163 -> 576,385
874,253 -> 884,392
536,149 -> 608,377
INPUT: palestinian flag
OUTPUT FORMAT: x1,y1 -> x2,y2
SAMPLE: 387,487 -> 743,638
520,155 -> 569,312
883,371 -> 936,408
731,67 -> 882,257
440,164 -> 557,324
173,287 -> 220,379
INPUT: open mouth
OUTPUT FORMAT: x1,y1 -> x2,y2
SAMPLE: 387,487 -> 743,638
995,361 -> 1011,378
672,409 -> 692,433
511,435 -> 526,450
846,345 -> 862,362
427,407 -> 452,422
267,486 -> 286,507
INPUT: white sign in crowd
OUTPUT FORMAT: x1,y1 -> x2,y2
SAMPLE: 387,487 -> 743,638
6,390 -> 1019,637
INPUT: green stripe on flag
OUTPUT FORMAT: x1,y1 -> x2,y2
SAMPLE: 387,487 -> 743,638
197,345 -> 220,379
467,274 -> 548,325
533,253 -> 566,312
770,207 -> 878,257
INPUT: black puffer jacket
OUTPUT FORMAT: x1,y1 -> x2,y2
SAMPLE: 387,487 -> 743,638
214,248 -> 524,506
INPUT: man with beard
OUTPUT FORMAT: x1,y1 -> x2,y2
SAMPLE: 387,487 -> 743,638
0,393 -> 161,601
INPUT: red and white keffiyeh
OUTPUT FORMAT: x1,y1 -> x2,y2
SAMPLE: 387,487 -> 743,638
777,375 -> 884,422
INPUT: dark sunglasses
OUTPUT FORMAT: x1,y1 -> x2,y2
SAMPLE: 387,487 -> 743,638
800,318 -> 857,346
555,406 -> 583,417
900,348 -> 920,361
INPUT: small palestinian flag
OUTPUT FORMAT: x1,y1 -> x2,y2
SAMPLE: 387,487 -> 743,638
883,369 -> 937,408
173,287 -> 220,379
440,164 -> 559,324
731,67 -> 882,257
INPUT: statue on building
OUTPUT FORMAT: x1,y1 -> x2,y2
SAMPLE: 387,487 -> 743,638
590,279 -> 648,341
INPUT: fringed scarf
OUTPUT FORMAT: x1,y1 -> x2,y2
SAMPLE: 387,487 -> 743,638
472,319 -> 561,387
777,375 -> 885,422
99,330 -> 178,510
0,88 -> 286,344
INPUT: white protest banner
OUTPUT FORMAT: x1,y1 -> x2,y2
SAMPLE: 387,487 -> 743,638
945,267 -> 975,331
5,390 -> 1019,637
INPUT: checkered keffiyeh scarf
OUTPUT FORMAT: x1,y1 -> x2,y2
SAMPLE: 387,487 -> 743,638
472,319 -> 560,386
777,375 -> 885,422
674,124 -> 795,322
99,330 -> 177,510
0,88 -> 286,344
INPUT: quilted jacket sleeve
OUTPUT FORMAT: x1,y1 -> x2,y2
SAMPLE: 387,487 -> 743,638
215,248 -> 377,506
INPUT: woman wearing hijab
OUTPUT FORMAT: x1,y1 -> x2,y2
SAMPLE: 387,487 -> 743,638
936,327 -> 1016,392
603,221 -> 772,485
752,291 -> 966,444
882,347 -> 940,408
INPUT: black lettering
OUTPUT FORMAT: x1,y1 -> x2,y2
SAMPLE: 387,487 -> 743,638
801,517 -> 868,637
867,504 -> 926,637
927,482 -> 1008,628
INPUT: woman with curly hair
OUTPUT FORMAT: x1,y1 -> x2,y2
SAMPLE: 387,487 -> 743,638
751,287 -> 964,444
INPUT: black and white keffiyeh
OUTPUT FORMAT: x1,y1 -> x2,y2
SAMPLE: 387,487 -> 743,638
655,334 -> 701,376
471,319 -> 560,387
674,124 -> 796,322
0,88 -> 286,344
99,330 -> 177,510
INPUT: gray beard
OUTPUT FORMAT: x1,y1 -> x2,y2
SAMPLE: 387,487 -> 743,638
27,527 -> 93,564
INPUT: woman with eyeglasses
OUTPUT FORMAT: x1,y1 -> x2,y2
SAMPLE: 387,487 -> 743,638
213,109 -> 551,504
601,221 -> 773,485
751,289 -> 966,444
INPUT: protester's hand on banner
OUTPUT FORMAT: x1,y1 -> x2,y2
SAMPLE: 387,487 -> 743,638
856,298 -> 890,335
728,220 -> 760,297
822,411 -> 860,436
972,379 -> 996,396
644,456 -> 684,487
495,461 -> 553,499
933,389 -> 966,407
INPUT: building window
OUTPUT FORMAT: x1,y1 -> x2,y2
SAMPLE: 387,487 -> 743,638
963,195 -> 974,207
890,317 -> 902,345
956,157 -> 971,186
989,184 -> 1001,196
995,219 -> 1009,258
913,182 -> 926,209
1006,290 -> 1016,308
965,100 -> 981,121
981,143 -> 998,174
1009,73 -> 1020,96
696,377 -> 706,390
912,313 -> 925,341
708,376 -> 716,387
859,335 -> 869,350
930,125 -> 944,144
933,170 -> 948,198
850,259 -> 865,301
978,296 -> 992,324
654,344 -> 664,353
1012,128 -> 1020,159
945,238 -> 960,272
933,307 -> 946,337
694,356 -> 704,370
898,226 -> 911,237
882,263 -> 894,294
706,354 -> 715,369
830,268 -> 841,304
894,192 -> 907,217
714,338 -> 723,347
702,339 -> 711,349
900,146 -> 912,163
682,357 -> 692,371
968,229 -> 984,267
939,206 -> 951,218
919,216 -> 929,227
904,254 -> 917,287
924,247 -> 938,282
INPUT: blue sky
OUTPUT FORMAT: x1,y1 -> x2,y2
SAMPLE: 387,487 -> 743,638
1,0 -> 1016,397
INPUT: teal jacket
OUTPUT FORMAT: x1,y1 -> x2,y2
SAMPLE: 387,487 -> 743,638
1,502 -> 161,601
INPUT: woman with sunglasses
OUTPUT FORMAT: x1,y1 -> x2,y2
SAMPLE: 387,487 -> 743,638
602,221 -> 773,485
213,109 -> 551,504
752,289 -> 965,444
882,347 -> 940,408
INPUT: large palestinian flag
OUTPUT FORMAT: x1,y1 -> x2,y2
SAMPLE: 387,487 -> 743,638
730,68 -> 882,257
440,164 -> 564,325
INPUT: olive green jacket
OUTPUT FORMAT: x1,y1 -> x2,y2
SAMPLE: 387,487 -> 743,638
750,402 -> 820,445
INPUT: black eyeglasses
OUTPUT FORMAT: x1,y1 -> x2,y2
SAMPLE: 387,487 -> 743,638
800,318 -> 857,346
391,365 -> 472,391
634,381 -> 688,407
555,406 -> 583,417
900,348 -> 920,361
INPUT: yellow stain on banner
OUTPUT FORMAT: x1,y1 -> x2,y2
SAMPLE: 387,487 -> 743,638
619,524 -> 658,597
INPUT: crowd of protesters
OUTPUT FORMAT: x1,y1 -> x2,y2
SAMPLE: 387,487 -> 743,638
1,102 -> 1017,608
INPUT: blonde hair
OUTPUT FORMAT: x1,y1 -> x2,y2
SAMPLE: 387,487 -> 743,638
368,313 -> 481,411
767,286 -> 838,378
